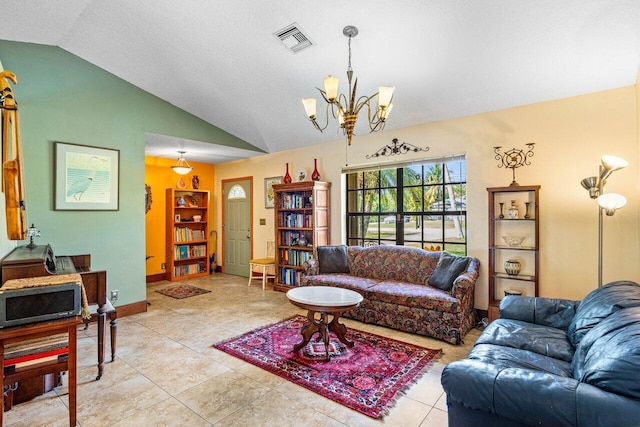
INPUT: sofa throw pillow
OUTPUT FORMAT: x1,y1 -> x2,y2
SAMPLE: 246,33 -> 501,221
317,245 -> 350,274
428,252 -> 469,291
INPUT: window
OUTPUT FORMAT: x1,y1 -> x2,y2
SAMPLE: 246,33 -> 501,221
228,184 -> 246,200
345,157 -> 467,255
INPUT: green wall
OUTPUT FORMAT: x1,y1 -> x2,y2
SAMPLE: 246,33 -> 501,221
0,40 -> 258,306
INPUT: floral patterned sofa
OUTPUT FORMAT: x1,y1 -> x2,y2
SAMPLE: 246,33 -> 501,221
302,245 -> 480,344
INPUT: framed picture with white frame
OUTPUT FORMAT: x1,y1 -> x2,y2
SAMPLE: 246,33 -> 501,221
54,141 -> 120,210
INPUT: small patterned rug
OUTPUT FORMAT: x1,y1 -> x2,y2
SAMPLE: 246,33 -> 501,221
213,315 -> 441,418
155,284 -> 211,299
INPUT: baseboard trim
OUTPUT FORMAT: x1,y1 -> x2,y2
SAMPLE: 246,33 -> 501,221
116,300 -> 148,317
146,273 -> 166,283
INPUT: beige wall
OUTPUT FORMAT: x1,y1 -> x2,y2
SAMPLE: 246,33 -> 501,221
215,86 -> 639,309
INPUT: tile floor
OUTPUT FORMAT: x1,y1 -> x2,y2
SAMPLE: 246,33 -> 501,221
4,273 -> 480,426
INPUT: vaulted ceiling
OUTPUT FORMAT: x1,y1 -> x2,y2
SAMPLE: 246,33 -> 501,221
1,1 -> 639,163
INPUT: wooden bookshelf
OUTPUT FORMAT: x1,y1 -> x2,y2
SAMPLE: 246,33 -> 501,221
487,185 -> 540,321
273,181 -> 330,291
166,188 -> 210,281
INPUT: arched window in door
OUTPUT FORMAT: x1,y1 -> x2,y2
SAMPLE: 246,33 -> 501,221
228,184 -> 246,200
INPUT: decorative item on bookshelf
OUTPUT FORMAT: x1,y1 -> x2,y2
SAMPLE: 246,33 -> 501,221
493,143 -> 535,186
297,168 -> 307,182
504,259 -> 521,276
311,159 -> 321,181
192,175 -> 200,189
507,200 -> 519,219
524,202 -> 531,219
498,202 -> 504,219
177,177 -> 187,189
297,235 -> 308,246
174,214 -> 181,222
190,193 -> 200,207
284,163 -> 292,183
177,196 -> 186,207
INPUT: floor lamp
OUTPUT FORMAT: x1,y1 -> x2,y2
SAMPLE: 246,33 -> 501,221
580,155 -> 628,287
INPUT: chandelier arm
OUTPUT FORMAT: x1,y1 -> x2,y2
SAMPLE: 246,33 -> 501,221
365,102 -> 387,132
317,88 -> 332,104
307,101 -> 332,132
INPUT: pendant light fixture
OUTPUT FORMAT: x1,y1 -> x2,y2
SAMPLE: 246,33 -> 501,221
171,151 -> 193,175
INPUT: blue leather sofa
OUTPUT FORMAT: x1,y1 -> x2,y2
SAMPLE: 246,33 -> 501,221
441,281 -> 640,427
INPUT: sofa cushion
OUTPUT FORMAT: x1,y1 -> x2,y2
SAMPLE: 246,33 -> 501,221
303,274 -> 379,293
567,281 -> 640,348
476,318 -> 575,362
316,245 -> 350,274
469,343 -> 573,377
367,281 -> 459,312
347,245 -> 439,284
428,252 -> 470,291
572,306 -> 640,400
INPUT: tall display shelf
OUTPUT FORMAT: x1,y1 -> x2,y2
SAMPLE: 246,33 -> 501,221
273,181 -> 331,291
166,188 -> 210,281
487,185 -> 540,322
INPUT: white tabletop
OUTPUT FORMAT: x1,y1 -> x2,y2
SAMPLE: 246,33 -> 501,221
286,286 -> 363,307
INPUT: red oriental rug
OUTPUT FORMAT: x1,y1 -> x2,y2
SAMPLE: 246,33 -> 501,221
155,284 -> 211,299
213,315 -> 441,418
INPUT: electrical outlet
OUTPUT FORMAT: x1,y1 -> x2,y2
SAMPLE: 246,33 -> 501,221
110,290 -> 119,301
161,263 -> 166,269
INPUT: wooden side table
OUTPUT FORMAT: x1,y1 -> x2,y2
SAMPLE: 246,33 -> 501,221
0,316 -> 82,426
286,286 -> 363,361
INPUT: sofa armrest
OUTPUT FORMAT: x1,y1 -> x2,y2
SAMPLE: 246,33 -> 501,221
443,359 -> 640,427
303,257 -> 318,277
451,257 -> 480,303
499,296 -> 580,330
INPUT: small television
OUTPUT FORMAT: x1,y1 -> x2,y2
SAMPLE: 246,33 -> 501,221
0,281 -> 82,328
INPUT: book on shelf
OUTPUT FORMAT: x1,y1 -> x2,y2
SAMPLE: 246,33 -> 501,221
4,349 -> 68,372
281,212 -> 313,228
281,193 -> 310,209
173,261 -> 207,277
4,333 -> 69,372
174,227 -> 206,242
281,249 -> 313,266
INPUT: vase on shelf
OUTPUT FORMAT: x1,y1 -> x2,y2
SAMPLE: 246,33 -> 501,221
283,163 -> 292,184
504,259 -> 521,276
191,175 -> 200,189
507,200 -> 519,219
524,202 -> 531,219
311,158 -> 320,181
498,202 -> 505,219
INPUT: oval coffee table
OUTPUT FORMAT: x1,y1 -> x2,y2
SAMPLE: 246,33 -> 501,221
286,286 -> 364,361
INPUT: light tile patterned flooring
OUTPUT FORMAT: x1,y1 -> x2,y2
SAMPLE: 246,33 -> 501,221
5,273 -> 480,426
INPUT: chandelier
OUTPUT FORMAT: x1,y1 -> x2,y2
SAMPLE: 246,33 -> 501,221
301,25 -> 395,145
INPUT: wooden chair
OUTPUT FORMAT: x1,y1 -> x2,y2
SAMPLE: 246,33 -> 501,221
248,241 -> 275,290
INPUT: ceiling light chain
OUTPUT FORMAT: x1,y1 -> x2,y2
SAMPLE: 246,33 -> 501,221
301,25 -> 395,145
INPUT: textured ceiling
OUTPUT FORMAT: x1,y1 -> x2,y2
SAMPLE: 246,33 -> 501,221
1,0 -> 639,164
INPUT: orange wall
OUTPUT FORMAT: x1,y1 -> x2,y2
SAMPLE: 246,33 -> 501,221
144,156 -> 215,276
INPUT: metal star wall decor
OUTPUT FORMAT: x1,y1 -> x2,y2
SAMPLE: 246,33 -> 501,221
366,138 -> 429,159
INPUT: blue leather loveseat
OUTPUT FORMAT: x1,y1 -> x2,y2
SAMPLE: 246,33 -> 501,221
441,281 -> 640,427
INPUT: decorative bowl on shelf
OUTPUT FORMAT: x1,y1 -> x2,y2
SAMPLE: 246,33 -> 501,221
502,235 -> 526,247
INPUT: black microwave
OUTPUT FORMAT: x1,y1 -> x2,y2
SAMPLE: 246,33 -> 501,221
0,281 -> 81,328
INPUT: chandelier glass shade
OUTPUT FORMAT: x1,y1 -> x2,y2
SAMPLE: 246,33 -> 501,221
171,151 -> 193,175
301,25 -> 394,145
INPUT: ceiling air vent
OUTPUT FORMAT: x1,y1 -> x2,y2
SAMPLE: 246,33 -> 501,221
274,23 -> 314,53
